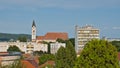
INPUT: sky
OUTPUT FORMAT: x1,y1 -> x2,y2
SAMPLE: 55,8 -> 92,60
0,0 -> 120,38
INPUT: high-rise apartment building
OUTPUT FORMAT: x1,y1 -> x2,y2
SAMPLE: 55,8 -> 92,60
75,25 -> 99,53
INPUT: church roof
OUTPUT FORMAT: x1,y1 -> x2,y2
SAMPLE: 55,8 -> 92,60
37,32 -> 68,40
32,20 -> 36,27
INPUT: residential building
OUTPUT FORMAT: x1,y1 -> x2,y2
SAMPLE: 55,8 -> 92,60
0,52 -> 21,66
0,42 -> 48,54
75,25 -> 99,53
50,42 -> 66,54
107,38 -> 120,42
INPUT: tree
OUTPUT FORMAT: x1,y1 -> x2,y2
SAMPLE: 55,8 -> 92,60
56,38 -> 65,43
74,39 -> 119,68
68,38 -> 75,47
66,40 -> 76,68
55,46 -> 69,68
39,54 -> 55,65
48,43 -> 51,54
18,36 -> 27,42
33,50 -> 44,56
111,41 -> 120,52
55,40 -> 76,68
7,45 -> 21,52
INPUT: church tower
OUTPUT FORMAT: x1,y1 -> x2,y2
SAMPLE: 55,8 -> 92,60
32,20 -> 36,42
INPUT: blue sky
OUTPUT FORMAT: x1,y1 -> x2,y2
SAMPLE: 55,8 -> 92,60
0,0 -> 120,38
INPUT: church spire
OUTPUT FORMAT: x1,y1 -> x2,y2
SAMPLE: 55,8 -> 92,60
32,20 -> 36,42
32,20 -> 36,27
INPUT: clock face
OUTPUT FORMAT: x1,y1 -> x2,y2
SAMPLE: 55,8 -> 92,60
33,30 -> 35,32
32,29 -> 36,35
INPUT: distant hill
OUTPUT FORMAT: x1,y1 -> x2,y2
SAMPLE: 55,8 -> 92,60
0,33 -> 31,41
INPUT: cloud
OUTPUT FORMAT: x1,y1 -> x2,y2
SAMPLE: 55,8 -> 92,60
112,27 -> 120,30
0,0 -> 120,10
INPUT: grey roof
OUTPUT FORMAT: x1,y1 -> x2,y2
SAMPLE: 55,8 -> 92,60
32,20 -> 36,27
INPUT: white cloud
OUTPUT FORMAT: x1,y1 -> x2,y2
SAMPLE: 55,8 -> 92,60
112,27 -> 120,30
0,0 -> 120,10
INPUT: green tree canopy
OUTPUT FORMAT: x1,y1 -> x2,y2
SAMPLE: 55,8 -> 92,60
74,39 -> 119,68
66,40 -> 76,68
68,38 -> 75,47
39,54 -> 55,65
7,45 -> 21,52
18,36 -> 27,42
111,41 -> 120,52
56,38 -> 66,43
55,46 -> 69,68
55,40 -> 76,68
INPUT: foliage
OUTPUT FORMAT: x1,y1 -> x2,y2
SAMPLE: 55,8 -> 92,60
55,40 -> 76,68
55,46 -> 68,68
33,50 -> 44,56
48,43 -> 51,54
7,45 -> 21,52
74,39 -> 119,68
66,40 -> 76,68
33,50 -> 48,56
42,41 -> 49,44
68,38 -> 75,47
8,60 -> 25,68
111,41 -> 120,52
18,36 -> 27,42
39,54 -> 55,65
56,38 -> 66,43
56,38 -> 75,47
0,33 -> 31,42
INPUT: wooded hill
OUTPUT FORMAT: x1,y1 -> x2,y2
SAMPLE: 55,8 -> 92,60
0,33 -> 31,41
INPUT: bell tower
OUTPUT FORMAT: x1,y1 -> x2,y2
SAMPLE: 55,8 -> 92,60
32,20 -> 36,42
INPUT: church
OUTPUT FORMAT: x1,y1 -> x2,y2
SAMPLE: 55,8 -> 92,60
31,20 -> 68,43
0,20 -> 68,54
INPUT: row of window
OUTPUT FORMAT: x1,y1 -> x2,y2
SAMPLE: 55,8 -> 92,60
78,35 -> 99,38
78,30 -> 99,33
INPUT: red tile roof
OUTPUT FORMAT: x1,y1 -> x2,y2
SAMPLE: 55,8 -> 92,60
0,52 -> 9,55
34,56 -> 39,64
22,54 -> 31,58
39,60 -> 55,68
37,32 -> 68,40
21,60 -> 35,68
118,52 -> 120,61
37,36 -> 44,40
0,57 -> 2,64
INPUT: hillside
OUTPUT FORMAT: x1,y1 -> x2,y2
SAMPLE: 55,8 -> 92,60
0,33 -> 31,41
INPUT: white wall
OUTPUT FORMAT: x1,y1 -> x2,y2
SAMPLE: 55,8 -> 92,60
50,42 -> 66,54
0,42 -> 48,54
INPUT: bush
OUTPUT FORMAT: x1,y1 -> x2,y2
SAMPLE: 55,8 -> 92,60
39,54 -> 55,65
